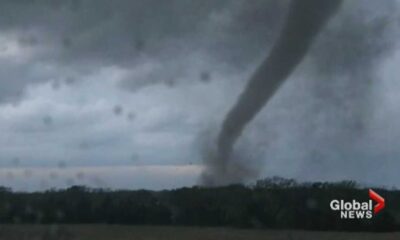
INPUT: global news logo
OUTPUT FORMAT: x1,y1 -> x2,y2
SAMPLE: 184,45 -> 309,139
330,189 -> 385,219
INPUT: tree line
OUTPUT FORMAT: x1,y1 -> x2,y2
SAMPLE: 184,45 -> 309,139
0,177 -> 398,231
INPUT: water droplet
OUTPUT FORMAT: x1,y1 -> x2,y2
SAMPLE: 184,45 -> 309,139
57,161 -> 67,169
200,71 -> 211,83
24,169 -> 33,178
43,116 -> 53,126
127,112 -> 136,121
49,172 -> 58,179
113,105 -> 123,116
62,37 -> 73,48
134,39 -> 145,51
165,79 -> 176,88
12,157 -> 20,166
51,81 -> 61,90
76,172 -> 85,179
64,77 -> 76,85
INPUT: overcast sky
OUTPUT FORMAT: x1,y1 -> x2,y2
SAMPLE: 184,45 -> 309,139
0,0 -> 399,191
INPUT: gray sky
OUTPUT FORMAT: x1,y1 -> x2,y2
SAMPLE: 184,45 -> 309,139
0,0 -> 399,191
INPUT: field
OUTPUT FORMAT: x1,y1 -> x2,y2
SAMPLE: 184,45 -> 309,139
0,225 -> 398,240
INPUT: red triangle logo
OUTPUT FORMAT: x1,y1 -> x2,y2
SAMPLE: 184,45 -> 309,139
369,189 -> 385,214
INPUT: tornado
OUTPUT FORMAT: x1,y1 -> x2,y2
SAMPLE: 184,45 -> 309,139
203,0 -> 343,185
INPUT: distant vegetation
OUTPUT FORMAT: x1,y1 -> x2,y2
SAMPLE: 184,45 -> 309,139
0,177 -> 398,232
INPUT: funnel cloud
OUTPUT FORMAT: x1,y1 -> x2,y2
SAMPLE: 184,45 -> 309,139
202,0 -> 343,185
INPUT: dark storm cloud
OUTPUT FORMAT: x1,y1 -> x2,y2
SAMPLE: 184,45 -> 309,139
0,0 -> 287,102
1,0 -> 397,103
0,0 -> 231,64
0,0 -> 399,190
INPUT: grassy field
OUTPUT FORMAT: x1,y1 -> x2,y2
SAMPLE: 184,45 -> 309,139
0,225 -> 398,240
